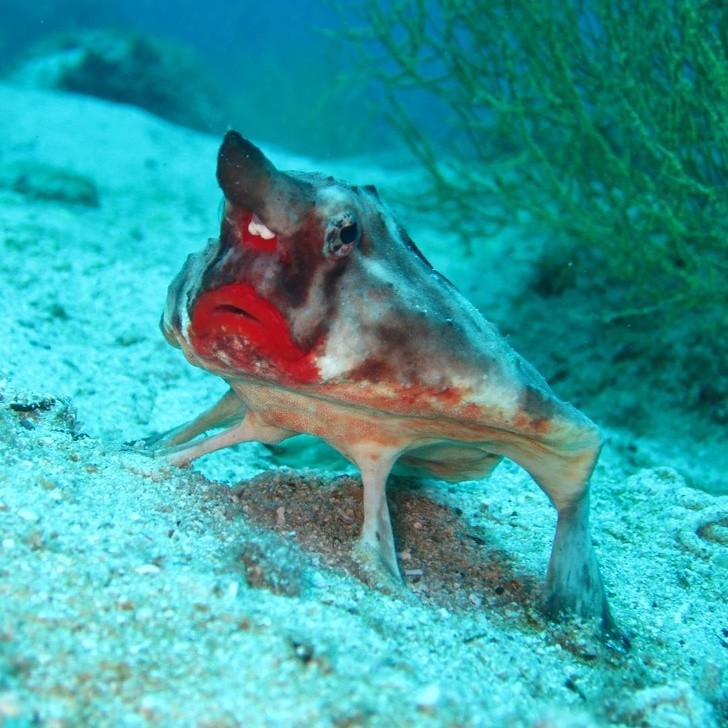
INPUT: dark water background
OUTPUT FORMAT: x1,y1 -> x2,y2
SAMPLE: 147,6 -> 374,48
0,0 -> 335,77
0,0 -> 412,158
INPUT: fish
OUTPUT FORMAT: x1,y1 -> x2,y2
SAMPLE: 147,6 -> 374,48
151,130 -> 613,631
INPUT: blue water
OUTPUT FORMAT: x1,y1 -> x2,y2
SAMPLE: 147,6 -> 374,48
0,0 -> 338,73
0,0 -> 407,158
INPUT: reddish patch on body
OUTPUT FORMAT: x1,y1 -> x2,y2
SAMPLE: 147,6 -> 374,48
513,412 -> 551,435
348,357 -> 477,416
230,208 -> 278,252
188,282 -> 320,383
328,378 -> 478,424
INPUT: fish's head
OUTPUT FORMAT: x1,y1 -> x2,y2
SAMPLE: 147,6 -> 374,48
163,132 -> 501,408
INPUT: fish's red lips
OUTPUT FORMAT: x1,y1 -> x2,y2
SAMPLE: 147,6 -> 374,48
188,282 -> 320,383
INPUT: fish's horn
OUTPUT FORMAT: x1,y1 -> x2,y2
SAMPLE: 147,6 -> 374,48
216,131 -> 314,234
216,131 -> 276,211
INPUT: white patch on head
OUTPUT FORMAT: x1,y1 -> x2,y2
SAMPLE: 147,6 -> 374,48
248,215 -> 276,239
359,256 -> 400,288
382,201 -> 404,239
317,185 -> 353,214
316,319 -> 363,379
178,302 -> 191,338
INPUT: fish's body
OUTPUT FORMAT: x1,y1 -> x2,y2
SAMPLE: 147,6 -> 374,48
152,131 -> 612,630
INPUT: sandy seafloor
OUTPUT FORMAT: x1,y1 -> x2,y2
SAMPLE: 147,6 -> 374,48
0,82 -> 726,727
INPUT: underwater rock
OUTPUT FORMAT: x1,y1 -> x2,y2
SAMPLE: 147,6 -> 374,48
0,161 -> 99,207
5,29 -> 227,132
4,390 -> 79,436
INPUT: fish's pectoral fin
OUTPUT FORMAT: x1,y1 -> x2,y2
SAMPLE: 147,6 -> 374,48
132,388 -> 295,468
135,388 -> 246,453
350,449 -> 404,594
158,412 -> 295,468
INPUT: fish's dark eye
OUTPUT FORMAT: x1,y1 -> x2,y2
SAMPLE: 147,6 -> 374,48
324,212 -> 361,260
340,222 -> 358,245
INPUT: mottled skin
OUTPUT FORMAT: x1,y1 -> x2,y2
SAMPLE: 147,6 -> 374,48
152,131 -> 613,630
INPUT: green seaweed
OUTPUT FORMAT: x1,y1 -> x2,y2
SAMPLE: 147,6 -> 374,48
344,0 -> 728,323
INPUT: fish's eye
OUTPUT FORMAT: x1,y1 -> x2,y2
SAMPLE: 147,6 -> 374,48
340,222 -> 359,245
324,212 -> 361,260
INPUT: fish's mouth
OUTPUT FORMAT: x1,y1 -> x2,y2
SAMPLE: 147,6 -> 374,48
213,303 -> 263,324
187,283 -> 311,364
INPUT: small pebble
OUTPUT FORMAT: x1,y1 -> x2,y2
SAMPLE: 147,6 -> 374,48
404,569 -> 423,577
134,564 -> 161,575
136,607 -> 154,622
224,581 -> 240,600
0,691 -> 21,718
416,683 -> 441,710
